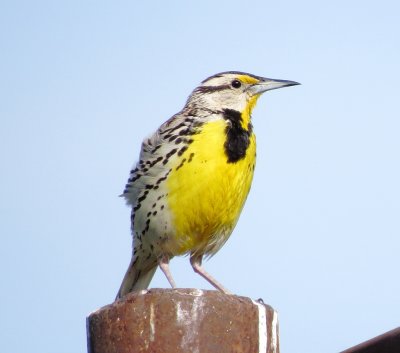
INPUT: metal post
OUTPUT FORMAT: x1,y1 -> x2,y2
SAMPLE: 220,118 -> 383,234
87,288 -> 279,353
340,327 -> 400,353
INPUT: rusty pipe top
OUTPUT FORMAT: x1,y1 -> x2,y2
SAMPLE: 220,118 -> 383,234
87,288 -> 279,353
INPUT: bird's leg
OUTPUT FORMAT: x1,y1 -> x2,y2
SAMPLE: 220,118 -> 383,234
158,255 -> 177,288
190,254 -> 232,294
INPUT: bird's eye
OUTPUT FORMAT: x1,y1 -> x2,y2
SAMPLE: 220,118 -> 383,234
231,79 -> 242,89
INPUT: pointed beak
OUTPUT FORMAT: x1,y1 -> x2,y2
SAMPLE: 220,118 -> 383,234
248,77 -> 300,96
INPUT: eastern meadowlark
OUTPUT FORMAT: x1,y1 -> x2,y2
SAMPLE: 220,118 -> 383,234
116,71 -> 299,299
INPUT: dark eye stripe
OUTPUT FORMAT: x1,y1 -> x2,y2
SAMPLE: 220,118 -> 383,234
194,84 -> 230,94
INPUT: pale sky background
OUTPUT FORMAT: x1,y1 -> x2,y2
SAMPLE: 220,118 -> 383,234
1,1 -> 399,352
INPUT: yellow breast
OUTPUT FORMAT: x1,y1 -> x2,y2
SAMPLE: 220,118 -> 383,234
166,118 -> 256,256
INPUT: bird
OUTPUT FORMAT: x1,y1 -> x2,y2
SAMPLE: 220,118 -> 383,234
116,71 -> 299,299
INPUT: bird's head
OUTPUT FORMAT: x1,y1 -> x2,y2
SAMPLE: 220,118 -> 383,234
185,71 -> 300,117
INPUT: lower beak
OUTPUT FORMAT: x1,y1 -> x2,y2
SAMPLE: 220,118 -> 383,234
248,78 -> 300,95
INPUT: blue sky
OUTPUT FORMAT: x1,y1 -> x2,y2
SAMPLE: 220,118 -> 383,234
1,1 -> 399,352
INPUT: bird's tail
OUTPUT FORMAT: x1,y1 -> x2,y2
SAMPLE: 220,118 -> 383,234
115,256 -> 158,300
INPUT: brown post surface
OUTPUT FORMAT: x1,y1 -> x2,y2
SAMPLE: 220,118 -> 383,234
87,288 -> 279,353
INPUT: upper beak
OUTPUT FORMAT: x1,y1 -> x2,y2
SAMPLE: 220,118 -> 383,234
248,77 -> 300,96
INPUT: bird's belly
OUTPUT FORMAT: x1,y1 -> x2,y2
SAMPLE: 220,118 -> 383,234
165,119 -> 256,256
